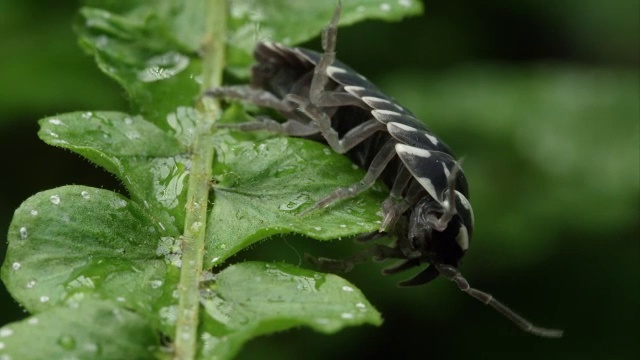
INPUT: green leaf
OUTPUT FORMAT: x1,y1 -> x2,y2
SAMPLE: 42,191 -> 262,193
0,300 -> 159,359
2,0 -> 425,357
207,132 -> 387,265
73,0 -> 423,120
226,0 -> 423,76
75,5 -> 203,123
39,111 -> 191,231
198,262 -> 382,359
1,185 -> 180,332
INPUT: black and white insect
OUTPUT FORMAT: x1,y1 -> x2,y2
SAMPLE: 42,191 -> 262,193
208,4 -> 562,338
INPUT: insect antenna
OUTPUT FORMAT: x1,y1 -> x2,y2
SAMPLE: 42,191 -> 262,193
434,263 -> 564,338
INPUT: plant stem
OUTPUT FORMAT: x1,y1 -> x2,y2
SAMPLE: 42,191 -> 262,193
174,0 -> 226,359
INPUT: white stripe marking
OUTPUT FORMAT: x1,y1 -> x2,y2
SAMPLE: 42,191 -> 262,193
455,226 -> 470,250
327,66 -> 347,76
456,191 -> 474,226
395,143 -> 432,158
362,96 -> 390,108
442,162 -> 450,179
344,85 -> 365,92
396,144 -> 440,202
388,122 -> 418,133
425,133 -> 439,146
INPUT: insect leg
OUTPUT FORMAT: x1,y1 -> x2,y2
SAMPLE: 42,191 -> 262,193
423,159 -> 465,232
381,173 -> 423,230
382,258 -> 421,275
309,2 -> 341,105
206,85 -> 296,113
314,90 -> 367,108
288,94 -> 386,153
218,116 -> 320,137
434,264 -> 564,338
305,243 -> 395,273
301,139 -> 397,215
398,264 -> 440,287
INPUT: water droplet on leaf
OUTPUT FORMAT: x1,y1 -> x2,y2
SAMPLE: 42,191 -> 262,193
137,52 -> 190,82
19,227 -> 27,240
57,335 -> 76,350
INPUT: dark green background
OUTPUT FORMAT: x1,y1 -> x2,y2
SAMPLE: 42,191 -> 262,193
1,0 -> 638,359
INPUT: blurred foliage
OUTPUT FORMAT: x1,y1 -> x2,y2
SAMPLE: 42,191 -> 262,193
1,0 -> 638,359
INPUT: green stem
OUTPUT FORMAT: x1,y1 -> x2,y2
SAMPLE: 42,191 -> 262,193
174,0 -> 226,359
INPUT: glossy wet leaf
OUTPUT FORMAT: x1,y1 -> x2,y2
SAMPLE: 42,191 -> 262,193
1,185 -> 180,332
39,111 -> 191,231
1,0 -> 424,357
226,0 -> 423,76
0,300 -> 159,359
207,132 -> 387,265
198,262 -> 382,359
75,5 -> 203,123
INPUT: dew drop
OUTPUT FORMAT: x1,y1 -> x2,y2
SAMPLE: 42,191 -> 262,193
39,296 -> 50,303
19,227 -> 27,240
339,224 -> 347,228
0,328 -> 13,337
342,285 -> 354,292
137,52 -> 190,83
125,130 -> 141,140
116,297 -> 126,302
82,111 -> 93,119
83,342 -> 99,354
50,195 -> 61,205
0,342 -> 5,351
81,191 -> 90,199
48,119 -> 63,125
314,226 -> 322,231
11,263 -> 20,271
398,0 -> 412,7
66,275 -> 95,289
341,312 -> 355,319
123,117 -> 133,125
112,199 -> 127,209
279,193 -> 310,211
27,317 -> 39,325
159,306 -> 178,325
190,221 -> 202,231
380,3 -> 391,11
26,280 -> 36,289
323,148 -> 332,155
355,302 -> 366,309
150,279 -> 164,289
57,335 -> 76,350
30,210 -> 38,216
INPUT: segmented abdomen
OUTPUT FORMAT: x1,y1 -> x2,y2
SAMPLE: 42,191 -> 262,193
254,41 -> 469,204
